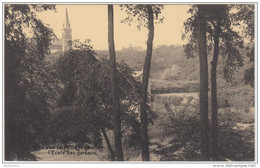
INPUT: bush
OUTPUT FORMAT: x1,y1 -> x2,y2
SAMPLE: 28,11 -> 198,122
151,99 -> 254,161
218,110 -> 254,161
45,106 -> 103,149
151,97 -> 201,161
218,86 -> 254,110
160,65 -> 182,81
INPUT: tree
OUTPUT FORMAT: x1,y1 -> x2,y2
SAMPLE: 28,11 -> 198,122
202,5 -> 229,160
4,4 -> 56,160
206,5 -> 245,160
183,4 -> 246,160
197,5 -> 210,160
108,5 -> 124,160
209,6 -> 224,161
51,41 -> 113,158
120,4 -> 164,161
140,5 -> 154,161
49,40 -> 144,161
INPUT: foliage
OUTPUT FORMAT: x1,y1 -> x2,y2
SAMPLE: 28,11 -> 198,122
96,45 -> 199,81
48,42 -> 108,146
120,4 -> 164,30
229,4 -> 254,87
4,4 -> 56,160
45,106 -> 103,148
151,79 -> 199,94
233,5 -> 254,41
160,65 -> 181,81
151,99 -> 254,161
182,4 -> 254,86
5,4 -> 56,55
152,97 -> 201,161
182,5 -> 244,82
96,45 -> 253,108
95,45 -> 252,97
46,40 -> 153,155
218,85 -> 254,110
218,110 -> 254,161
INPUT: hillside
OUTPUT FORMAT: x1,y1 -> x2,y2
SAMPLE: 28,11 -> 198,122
95,45 -> 251,86
95,45 -> 254,109
47,45 -> 254,106
95,45 -> 200,81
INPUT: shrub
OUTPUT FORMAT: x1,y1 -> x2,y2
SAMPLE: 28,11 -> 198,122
152,99 -> 254,161
151,97 -> 201,161
160,65 -> 182,81
218,110 -> 254,161
218,85 -> 254,109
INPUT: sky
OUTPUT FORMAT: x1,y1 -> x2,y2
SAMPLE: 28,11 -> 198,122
37,5 -> 191,50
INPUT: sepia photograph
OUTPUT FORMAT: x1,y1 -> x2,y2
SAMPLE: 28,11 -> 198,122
3,2 -> 257,165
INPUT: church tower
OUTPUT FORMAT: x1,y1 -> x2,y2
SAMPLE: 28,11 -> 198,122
62,8 -> 72,52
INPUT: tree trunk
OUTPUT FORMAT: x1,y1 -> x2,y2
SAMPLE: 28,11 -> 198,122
107,4 -> 124,161
101,127 -> 115,161
140,5 -> 154,161
198,5 -> 210,161
211,15 -> 222,161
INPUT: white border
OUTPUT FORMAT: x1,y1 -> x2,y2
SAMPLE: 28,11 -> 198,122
1,1 -> 259,167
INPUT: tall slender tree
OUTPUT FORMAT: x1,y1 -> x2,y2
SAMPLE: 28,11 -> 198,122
139,5 -> 154,161
201,5 -> 227,160
197,5 -> 210,161
208,5 -> 245,160
107,4 -> 124,161
210,11 -> 222,161
120,4 -> 163,161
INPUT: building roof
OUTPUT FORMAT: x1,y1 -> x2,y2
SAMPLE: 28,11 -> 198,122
50,38 -> 62,46
133,70 -> 143,78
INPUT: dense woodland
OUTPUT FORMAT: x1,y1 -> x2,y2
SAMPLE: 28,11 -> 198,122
4,4 -> 255,161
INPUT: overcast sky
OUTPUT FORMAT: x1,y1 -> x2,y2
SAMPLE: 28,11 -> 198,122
38,5 -> 191,50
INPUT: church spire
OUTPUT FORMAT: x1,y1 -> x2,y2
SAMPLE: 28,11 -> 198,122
62,7 -> 72,52
65,8 -> 70,29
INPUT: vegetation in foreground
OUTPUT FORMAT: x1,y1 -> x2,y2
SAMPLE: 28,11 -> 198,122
4,4 -> 255,161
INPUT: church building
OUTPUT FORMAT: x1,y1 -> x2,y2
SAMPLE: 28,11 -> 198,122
49,8 -> 72,53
